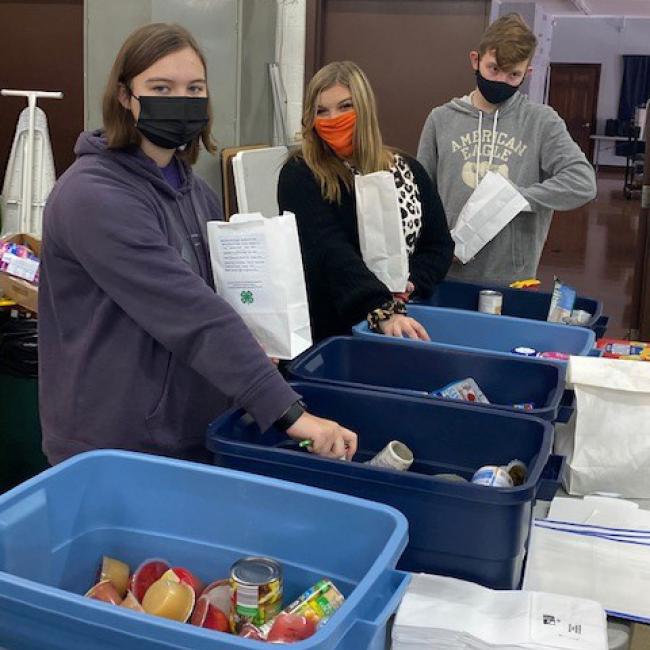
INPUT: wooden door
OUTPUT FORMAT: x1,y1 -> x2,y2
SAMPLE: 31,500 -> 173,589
0,0 -> 84,185
305,0 -> 490,155
548,63 -> 600,160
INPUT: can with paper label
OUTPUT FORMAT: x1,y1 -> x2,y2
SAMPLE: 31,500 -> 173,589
478,290 -> 503,315
471,466 -> 514,488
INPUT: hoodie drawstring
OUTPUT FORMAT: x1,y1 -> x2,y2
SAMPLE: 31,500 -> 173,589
475,109 -> 499,187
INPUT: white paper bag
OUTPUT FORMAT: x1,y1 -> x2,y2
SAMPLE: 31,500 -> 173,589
560,356 -> 650,497
451,171 -> 530,264
207,211 -> 312,360
393,573 -> 608,649
354,171 -> 409,292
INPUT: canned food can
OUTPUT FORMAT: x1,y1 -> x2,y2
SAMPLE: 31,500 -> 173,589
478,290 -> 503,315
506,459 -> 528,487
471,465 -> 514,488
512,346 -> 538,357
257,579 -> 345,639
230,557 -> 283,633
570,309 -> 591,326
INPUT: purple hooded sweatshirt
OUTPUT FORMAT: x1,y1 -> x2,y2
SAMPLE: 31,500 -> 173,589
39,131 -> 299,464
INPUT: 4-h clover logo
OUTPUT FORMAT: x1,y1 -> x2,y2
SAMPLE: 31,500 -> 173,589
240,290 -> 254,305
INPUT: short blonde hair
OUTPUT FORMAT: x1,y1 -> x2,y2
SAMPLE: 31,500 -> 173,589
102,23 -> 216,165
298,61 -> 393,204
479,13 -> 537,70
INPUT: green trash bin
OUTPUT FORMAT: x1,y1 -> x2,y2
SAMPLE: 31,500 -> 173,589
0,314 -> 48,493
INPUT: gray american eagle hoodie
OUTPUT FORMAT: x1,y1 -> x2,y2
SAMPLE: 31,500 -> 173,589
417,92 -> 597,285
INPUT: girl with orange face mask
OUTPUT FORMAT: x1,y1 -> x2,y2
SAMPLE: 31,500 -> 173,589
278,61 -> 454,343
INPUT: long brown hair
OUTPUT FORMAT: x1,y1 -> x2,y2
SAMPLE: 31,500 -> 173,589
102,23 -> 217,164
299,61 -> 393,204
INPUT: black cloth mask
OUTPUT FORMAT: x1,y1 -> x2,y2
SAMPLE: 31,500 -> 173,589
132,95 -> 209,150
475,69 -> 524,105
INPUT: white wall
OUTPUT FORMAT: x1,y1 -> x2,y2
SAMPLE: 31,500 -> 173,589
550,15 -> 650,166
275,0 -> 306,144
85,0 -> 279,193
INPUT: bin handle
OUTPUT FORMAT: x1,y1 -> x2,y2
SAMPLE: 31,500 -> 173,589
535,454 -> 566,501
337,570 -> 410,645
556,390 -> 575,424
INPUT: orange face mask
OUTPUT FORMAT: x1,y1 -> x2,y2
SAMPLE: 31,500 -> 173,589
314,110 -> 357,158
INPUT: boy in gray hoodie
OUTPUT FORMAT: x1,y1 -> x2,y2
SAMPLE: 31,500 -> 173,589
417,13 -> 597,286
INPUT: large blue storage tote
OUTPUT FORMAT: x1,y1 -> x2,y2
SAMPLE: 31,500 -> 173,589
423,279 -> 608,338
0,451 -> 409,650
287,337 -> 572,423
352,305 -> 596,362
207,383 -> 562,590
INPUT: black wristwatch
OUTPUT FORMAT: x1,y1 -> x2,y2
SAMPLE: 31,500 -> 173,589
274,400 -> 306,432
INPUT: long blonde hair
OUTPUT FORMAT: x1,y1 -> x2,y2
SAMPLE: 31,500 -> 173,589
299,61 -> 393,204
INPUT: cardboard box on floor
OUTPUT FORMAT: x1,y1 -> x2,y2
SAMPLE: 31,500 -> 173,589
630,622 -> 650,650
0,234 -> 40,313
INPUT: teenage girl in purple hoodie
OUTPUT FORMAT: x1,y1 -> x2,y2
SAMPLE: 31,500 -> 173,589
39,23 -> 356,465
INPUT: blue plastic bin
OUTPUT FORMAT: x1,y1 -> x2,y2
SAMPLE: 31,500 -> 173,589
352,305 -> 596,363
288,337 -> 573,423
0,450 -> 409,650
423,279 -> 609,338
207,383 -> 563,590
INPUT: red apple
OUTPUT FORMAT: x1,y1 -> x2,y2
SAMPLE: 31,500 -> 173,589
267,613 -> 317,643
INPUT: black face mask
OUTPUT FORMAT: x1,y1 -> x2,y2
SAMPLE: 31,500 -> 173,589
475,69 -> 524,105
132,95 -> 209,150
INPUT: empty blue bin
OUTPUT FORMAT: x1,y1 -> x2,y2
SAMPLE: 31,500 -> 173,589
287,337 -> 572,423
0,451 -> 409,650
352,305 -> 596,363
423,279 -> 608,338
207,383 -> 562,590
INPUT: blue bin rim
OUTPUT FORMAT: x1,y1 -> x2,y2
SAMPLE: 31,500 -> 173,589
352,305 -> 597,361
207,383 -> 555,507
287,336 -> 568,422
427,279 -> 605,329
0,450 -> 410,650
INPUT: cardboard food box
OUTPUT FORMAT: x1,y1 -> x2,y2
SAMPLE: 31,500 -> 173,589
596,337 -> 650,361
0,234 -> 41,313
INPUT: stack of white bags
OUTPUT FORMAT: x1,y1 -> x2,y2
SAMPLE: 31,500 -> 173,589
392,574 -> 608,650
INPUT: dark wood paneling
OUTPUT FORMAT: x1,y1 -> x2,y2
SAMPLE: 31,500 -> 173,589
0,1 -> 84,185
305,0 -> 490,155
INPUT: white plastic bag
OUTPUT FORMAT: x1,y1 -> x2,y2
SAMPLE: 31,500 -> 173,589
451,171 -> 530,264
354,170 -> 408,292
560,356 -> 650,497
207,211 -> 312,360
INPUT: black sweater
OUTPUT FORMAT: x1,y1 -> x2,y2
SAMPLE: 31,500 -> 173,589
278,153 -> 454,342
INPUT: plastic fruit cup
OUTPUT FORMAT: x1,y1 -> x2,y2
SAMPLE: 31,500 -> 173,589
120,590 -> 145,612
85,580 -> 123,605
98,556 -> 130,598
142,577 -> 195,623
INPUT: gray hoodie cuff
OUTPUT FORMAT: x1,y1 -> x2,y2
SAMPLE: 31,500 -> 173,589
242,372 -> 301,433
